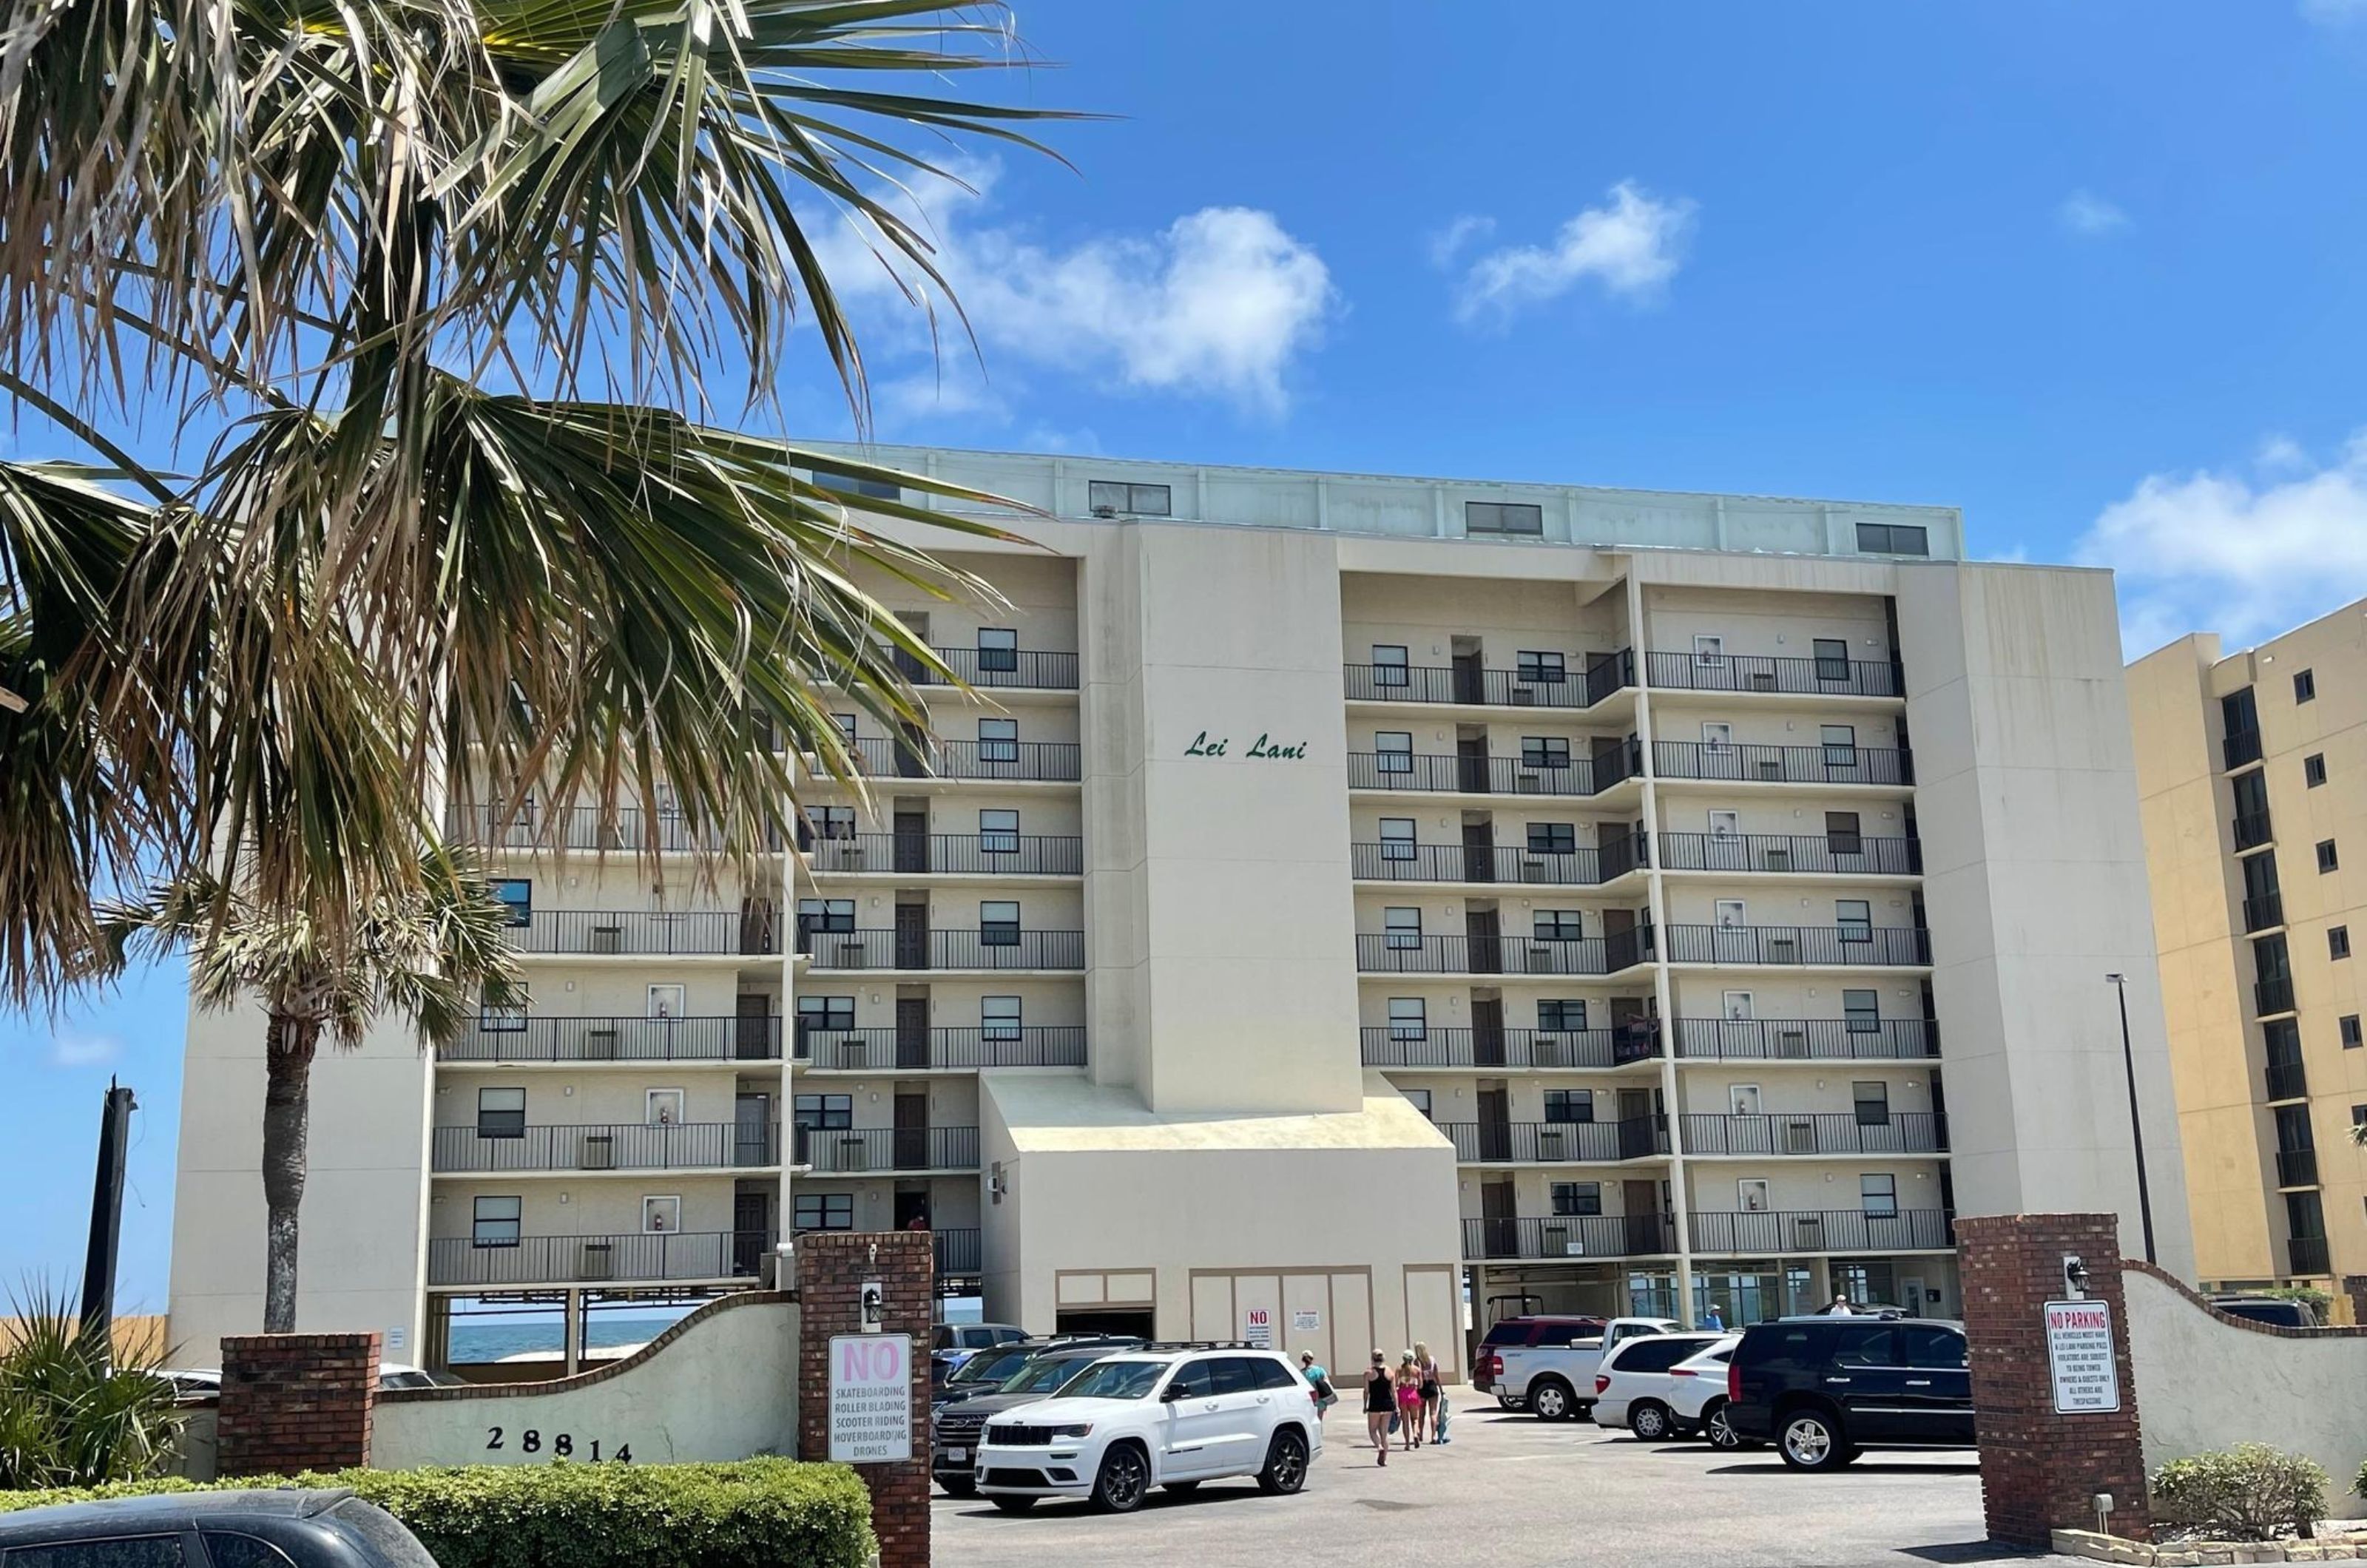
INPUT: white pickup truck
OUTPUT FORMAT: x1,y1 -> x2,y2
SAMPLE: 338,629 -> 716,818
1495,1317 -> 1684,1421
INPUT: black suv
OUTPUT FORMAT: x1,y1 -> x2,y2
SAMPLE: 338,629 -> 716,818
1726,1317 -> 1974,1470
931,1339 -> 1141,1495
934,1334 -> 1142,1410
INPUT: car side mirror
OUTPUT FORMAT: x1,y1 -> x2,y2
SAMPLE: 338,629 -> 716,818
1160,1385 -> 1186,1402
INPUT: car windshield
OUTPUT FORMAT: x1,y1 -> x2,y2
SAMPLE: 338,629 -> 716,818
1053,1359 -> 1168,1400
1004,1356 -> 1093,1393
950,1345 -> 1035,1385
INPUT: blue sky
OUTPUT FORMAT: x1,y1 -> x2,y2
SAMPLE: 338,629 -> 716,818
13,0 -> 2367,1312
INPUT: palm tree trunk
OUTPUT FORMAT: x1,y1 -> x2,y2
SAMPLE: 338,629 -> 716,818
260,1007 -> 323,1334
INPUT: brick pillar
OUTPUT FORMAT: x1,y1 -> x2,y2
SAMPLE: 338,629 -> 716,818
1956,1214 -> 2149,1547
217,1331 -> 381,1477
2341,1275 -> 2367,1328
796,1231 -> 932,1568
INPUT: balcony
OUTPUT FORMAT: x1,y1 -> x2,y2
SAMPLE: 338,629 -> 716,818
1644,650 -> 1902,698
2234,811 -> 2275,852
794,1125 -> 982,1174
445,1016 -> 783,1064
1360,1024 -> 1662,1070
1343,650 -> 1635,710
1653,741 -> 1913,787
794,1025 -> 1087,1071
1657,832 -> 1922,878
2244,892 -> 2286,933
1687,1209 -> 1953,1255
503,910 -> 778,956
1672,1018 -> 1935,1061
803,832 -> 1083,878
2224,726 -> 2264,771
1349,834 -> 1647,886
1664,925 -> 1930,967
934,1228 -> 984,1278
1346,746 -> 1640,797
899,645 -> 1078,692
1355,929 -> 1651,976
1439,1118 -> 1669,1163
1461,1214 -> 1676,1261
841,735 -> 1081,783
431,1121 -> 780,1174
1678,1112 -> 1946,1157
448,804 -> 730,854
2255,976 -> 2297,1018
2288,1234 -> 2331,1277
800,927 -> 1085,972
2265,1058 -> 2310,1102
2276,1146 -> 2320,1188
428,1230 -> 774,1288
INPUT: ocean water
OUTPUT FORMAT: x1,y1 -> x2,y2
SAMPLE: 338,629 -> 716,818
449,1314 -> 683,1365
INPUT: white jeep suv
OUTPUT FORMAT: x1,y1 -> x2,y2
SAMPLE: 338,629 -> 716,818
973,1347 -> 1322,1513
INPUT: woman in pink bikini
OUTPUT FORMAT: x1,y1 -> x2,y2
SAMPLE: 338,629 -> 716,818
1393,1351 -> 1424,1450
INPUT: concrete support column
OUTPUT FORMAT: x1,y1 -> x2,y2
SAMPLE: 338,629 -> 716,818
562,1288 -> 582,1376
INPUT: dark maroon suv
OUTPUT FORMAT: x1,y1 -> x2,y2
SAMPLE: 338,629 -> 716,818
1473,1315 -> 1607,1406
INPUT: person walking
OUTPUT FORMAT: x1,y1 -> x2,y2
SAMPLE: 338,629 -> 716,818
1394,1351 -> 1423,1450
1414,1340 -> 1442,1444
1364,1351 -> 1396,1465
1704,1302 -> 1726,1331
1826,1294 -> 1854,1316
1300,1351 -> 1337,1422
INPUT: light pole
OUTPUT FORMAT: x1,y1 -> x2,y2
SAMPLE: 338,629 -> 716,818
2104,973 -> 2158,1265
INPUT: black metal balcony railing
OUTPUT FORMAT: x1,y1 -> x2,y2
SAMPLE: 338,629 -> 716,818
800,928 -> 1085,972
1360,1024 -> 1662,1070
2288,1234 -> 2331,1277
448,805 -> 732,854
1355,929 -> 1652,976
1664,925 -> 1931,967
2276,1146 -> 2320,1188
2256,976 -> 2297,1018
2234,811 -> 2275,853
1343,650 -> 1635,709
795,1025 -> 1087,1071
2265,1058 -> 2309,1101
1672,1018 -> 1938,1061
933,1228 -> 984,1277
1657,832 -> 1922,877
2243,892 -> 2286,933
1679,1111 -> 1947,1158
1462,1214 -> 1676,1261
803,833 -> 1083,878
446,1016 -> 783,1064
431,1122 -> 780,1174
842,735 -> 1082,783
1348,834 -> 1648,887
902,645 -> 1080,692
1346,741 -> 1644,799
1652,740 -> 1914,787
1439,1118 -> 1669,1163
428,1230 -> 774,1288
504,910 -> 778,956
2224,727 -> 2264,771
794,1125 -> 982,1173
1686,1209 -> 1953,1255
1644,650 -> 1902,698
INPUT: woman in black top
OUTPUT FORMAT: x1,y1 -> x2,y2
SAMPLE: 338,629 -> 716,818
1363,1350 -> 1395,1465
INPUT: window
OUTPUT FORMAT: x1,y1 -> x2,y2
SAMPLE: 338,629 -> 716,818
1388,996 -> 1428,1041
1843,989 -> 1881,1033
979,900 -> 1020,946
2354,1106 -> 2367,1132
479,989 -> 527,1031
982,996 -> 1022,1042
1516,650 -> 1567,686
13,1540 -> 189,1568
476,1087 -> 526,1139
1859,1174 -> 1899,1217
1377,731 -> 1416,774
2296,669 -> 2317,703
1527,822 -> 1578,855
976,626 -> 1019,673
1856,522 -> 1929,555
1693,634 -> 1727,669
979,809 -> 1019,854
797,995 -> 855,1035
1701,720 -> 1735,750
2334,927 -> 2352,961
1372,644 -> 1411,688
1088,479 -> 1172,516
642,1195 -> 680,1234
1820,724 -> 1858,766
795,1192 -> 854,1231
797,898 -> 855,933
2345,1016 -> 2363,1049
1539,998 -> 1587,1032
814,805 -> 856,840
1522,736 -> 1572,770
1385,907 -> 1423,949
1833,1325 -> 1898,1368
1836,899 -> 1873,942
1852,1081 -> 1891,1126
831,712 -> 858,745
2320,839 -> 2340,873
2306,753 -> 2329,788
472,1195 -> 521,1247
491,879 -> 533,927
1901,1325 -> 1968,1371
1467,500 -> 1544,535
1534,909 -> 1584,942
202,1535 -> 300,1568
978,717 -> 1019,764
1825,811 -> 1863,856
810,467 -> 899,500
1551,1181 -> 1604,1217
1813,638 -> 1851,681
1544,1088 -> 1595,1124
1380,817 -> 1417,862
1402,1087 -> 1434,1120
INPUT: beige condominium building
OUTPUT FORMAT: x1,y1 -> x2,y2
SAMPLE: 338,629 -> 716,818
2132,600 -> 2367,1294
167,447 -> 2193,1377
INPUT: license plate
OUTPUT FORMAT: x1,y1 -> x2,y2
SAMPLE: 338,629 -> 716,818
946,1447 -> 968,1464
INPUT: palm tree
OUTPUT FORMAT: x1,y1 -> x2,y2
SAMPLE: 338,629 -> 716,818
107,846 -> 526,1332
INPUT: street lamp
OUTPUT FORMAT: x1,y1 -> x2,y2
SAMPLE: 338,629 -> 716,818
2104,973 -> 2158,1265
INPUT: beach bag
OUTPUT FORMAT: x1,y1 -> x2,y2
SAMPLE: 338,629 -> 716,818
1434,1396 -> 1451,1439
1387,1409 -> 1399,1434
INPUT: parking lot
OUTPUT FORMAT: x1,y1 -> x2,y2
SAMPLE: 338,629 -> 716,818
933,1390 -> 2067,1568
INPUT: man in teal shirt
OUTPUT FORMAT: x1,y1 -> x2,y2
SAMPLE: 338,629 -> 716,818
1298,1351 -> 1337,1419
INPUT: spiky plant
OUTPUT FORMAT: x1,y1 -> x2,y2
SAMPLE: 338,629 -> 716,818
0,1283 -> 183,1490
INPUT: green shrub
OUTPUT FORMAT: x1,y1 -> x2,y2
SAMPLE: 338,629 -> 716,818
2153,1444 -> 2329,1540
0,1284 -> 183,1490
0,1458 -> 875,1568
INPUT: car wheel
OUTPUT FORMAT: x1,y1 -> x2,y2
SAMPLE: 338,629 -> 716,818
1527,1377 -> 1576,1422
1777,1408 -> 1852,1470
1628,1400 -> 1674,1441
1257,1428 -> 1309,1495
1704,1401 -> 1750,1450
990,1497 -> 1037,1514
1090,1442 -> 1152,1513
939,1475 -> 979,1497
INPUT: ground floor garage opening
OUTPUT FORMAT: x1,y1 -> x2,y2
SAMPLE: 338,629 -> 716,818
1055,1307 -> 1155,1337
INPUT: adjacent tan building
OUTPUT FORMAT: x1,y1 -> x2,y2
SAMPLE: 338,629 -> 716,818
168,447 -> 2195,1376
2132,601 -> 2367,1293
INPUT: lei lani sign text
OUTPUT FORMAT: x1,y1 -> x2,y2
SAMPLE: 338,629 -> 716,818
1184,730 -> 1309,760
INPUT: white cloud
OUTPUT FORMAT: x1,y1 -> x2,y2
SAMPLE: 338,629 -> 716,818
2059,189 -> 2130,237
1451,182 -> 1696,325
1427,215 -> 1495,270
818,162 -> 1336,419
2076,433 -> 2367,656
50,1032 -> 123,1068
2301,0 -> 2367,24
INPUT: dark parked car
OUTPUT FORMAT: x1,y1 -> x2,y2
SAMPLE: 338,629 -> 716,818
0,1488 -> 441,1568
2211,1296 -> 2317,1328
1471,1315 -> 1607,1408
1725,1317 -> 1973,1470
931,1341 -> 1139,1495
933,1334 -> 1140,1409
